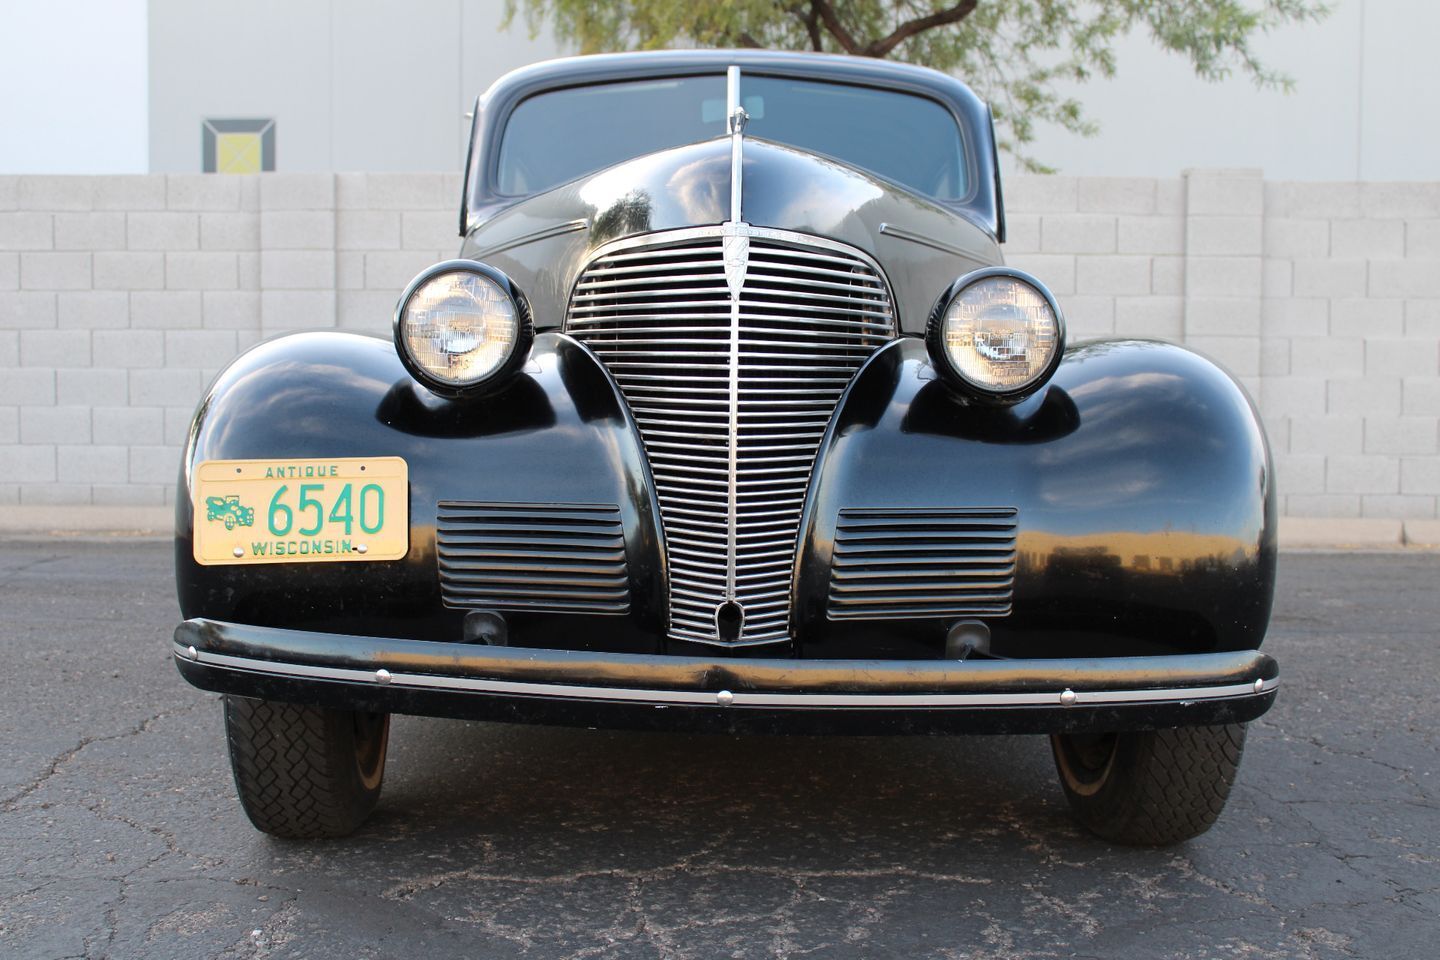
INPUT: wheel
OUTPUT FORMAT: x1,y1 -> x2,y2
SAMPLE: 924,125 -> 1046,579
223,696 -> 390,839
1050,723 -> 1247,846
224,515 -> 236,530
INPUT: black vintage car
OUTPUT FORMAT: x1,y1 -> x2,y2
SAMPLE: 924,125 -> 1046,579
173,51 -> 1277,844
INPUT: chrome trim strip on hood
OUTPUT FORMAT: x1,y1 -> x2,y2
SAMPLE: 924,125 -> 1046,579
727,64 -> 747,224
471,218 -> 590,258
878,221 -> 971,259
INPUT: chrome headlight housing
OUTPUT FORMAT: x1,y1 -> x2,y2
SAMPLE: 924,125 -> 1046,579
394,260 -> 534,398
925,267 -> 1066,401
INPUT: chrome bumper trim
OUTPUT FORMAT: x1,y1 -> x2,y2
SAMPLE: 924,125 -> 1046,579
172,641 -> 1277,710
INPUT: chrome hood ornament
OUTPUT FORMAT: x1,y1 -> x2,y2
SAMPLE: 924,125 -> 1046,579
727,65 -> 747,228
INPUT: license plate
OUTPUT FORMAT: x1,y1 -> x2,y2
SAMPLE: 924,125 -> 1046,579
192,457 -> 408,565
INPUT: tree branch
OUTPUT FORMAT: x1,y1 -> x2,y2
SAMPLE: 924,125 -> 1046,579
803,8 -> 823,51
863,1 -> 980,58
809,0 -> 862,54
782,2 -> 823,51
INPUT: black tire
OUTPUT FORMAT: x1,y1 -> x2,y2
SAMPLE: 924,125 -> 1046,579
224,696 -> 390,839
1050,723 -> 1247,846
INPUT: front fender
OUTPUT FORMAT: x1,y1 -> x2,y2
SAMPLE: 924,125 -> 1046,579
794,337 -> 1276,658
176,331 -> 666,647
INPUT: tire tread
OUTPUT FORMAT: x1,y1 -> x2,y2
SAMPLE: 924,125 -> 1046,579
224,696 -> 384,839
1054,723 -> 1247,846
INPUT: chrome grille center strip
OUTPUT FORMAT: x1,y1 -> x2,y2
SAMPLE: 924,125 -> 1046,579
725,229 -> 743,603
567,225 -> 895,645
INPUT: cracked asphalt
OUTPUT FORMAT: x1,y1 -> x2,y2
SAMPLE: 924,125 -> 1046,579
0,539 -> 1436,959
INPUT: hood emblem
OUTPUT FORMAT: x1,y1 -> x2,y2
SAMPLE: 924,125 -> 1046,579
728,105 -> 749,136
723,230 -> 749,297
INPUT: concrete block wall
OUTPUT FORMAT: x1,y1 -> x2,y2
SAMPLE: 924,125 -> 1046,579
0,173 -> 460,511
1005,169 -> 1440,527
1257,182 -> 1440,521
1,170 -> 1438,531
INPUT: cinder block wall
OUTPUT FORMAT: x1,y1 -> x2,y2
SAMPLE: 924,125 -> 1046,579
1,170 -> 1437,530
0,173 -> 461,511
1005,169 -> 1439,529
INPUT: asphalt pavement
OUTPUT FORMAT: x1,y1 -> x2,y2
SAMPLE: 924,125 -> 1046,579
0,539 -> 1436,959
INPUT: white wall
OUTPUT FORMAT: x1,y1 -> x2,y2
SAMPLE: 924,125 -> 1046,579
2,170 -> 1438,532
7,0 -> 1436,182
1020,0 -> 1440,181
0,0 -> 149,174
146,0 -> 561,174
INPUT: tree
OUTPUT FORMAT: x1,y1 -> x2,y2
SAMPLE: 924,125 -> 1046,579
504,0 -> 1328,171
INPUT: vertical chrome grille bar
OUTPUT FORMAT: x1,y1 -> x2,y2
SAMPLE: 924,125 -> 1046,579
725,227 -> 744,603
567,225 -> 895,645
724,64 -> 748,608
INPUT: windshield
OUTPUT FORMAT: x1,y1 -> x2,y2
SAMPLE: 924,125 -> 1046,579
496,73 -> 969,201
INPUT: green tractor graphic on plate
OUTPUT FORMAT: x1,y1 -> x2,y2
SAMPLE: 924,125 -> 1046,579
206,495 -> 255,530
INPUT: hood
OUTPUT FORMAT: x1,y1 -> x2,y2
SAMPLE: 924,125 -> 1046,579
461,137 -> 1001,336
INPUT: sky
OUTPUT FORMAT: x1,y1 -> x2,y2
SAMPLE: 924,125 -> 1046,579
0,0 -> 149,174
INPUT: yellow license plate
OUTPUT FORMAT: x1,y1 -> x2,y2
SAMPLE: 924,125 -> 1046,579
193,457 -> 408,565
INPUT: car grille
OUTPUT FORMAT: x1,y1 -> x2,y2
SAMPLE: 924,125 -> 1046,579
566,226 -> 895,644
827,508 -> 1018,619
436,501 -> 630,614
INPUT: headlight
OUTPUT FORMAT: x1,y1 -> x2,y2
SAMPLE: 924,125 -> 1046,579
925,267 -> 1065,401
394,260 -> 533,398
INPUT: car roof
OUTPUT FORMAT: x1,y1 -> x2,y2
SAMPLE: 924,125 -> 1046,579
479,49 -> 988,110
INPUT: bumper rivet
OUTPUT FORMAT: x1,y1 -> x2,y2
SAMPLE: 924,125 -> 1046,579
1059,688 -> 1077,706
357,544 -> 368,554
186,645 -> 198,661
716,690 -> 734,706
1254,678 -> 1266,694
232,547 -> 244,558
375,668 -> 391,685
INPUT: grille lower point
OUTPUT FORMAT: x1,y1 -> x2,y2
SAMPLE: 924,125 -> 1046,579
715,600 -> 745,642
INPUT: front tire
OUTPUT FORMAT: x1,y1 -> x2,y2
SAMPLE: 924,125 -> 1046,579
224,696 -> 389,839
1050,723 -> 1247,845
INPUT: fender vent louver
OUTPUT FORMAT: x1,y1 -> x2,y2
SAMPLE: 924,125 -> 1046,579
827,508 -> 1018,620
437,502 -> 630,614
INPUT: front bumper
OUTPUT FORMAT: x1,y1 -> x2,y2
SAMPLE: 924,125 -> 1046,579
173,618 -> 1279,735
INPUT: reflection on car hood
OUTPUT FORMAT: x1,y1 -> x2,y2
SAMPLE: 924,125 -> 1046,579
461,138 -> 1001,335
